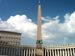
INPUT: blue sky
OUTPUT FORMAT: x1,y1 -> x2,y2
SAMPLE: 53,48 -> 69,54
0,0 -> 75,21
0,0 -> 75,46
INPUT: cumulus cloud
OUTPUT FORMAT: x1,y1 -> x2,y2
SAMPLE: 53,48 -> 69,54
42,12 -> 75,45
0,12 -> 75,45
42,12 -> 75,39
0,18 -> 16,31
7,15 -> 36,31
7,15 -> 37,39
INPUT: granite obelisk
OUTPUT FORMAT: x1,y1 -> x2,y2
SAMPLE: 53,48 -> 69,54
36,0 -> 43,56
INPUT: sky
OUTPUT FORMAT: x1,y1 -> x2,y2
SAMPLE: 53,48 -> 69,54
0,0 -> 75,46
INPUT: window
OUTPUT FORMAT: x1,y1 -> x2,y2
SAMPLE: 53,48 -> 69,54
0,36 -> 1,39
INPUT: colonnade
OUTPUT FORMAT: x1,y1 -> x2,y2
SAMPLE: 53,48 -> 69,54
24,49 -> 35,56
0,46 -> 24,56
0,45 -> 75,56
44,48 -> 75,56
0,45 -> 36,56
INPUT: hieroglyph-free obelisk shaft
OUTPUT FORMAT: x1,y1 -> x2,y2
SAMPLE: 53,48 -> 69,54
36,1 -> 43,56
36,0 -> 42,49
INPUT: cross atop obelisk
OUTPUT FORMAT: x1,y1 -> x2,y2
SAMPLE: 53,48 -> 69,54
36,0 -> 43,56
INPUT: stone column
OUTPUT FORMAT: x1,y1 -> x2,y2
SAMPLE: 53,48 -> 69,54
59,49 -> 62,56
57,49 -> 59,56
31,49 -> 33,56
64,49 -> 65,56
8,48 -> 10,55
26,49 -> 28,56
55,49 -> 57,56
61,49 -> 63,56
15,48 -> 16,56
3,47 -> 5,54
8,47 -> 10,55
63,49 -> 65,56
13,48 -> 15,56
70,48 -> 72,56
67,49 -> 70,56
65,49 -> 67,56
21,49 -> 23,56
22,49 -> 24,56
44,49 -> 46,56
34,49 -> 35,56
73,48 -> 75,56
52,49 -> 54,56
62,49 -> 64,56
6,47 -> 8,55
10,47 -> 12,56
50,49 -> 51,56
18,48 -> 20,56
24,50 -> 25,56
1,46 -> 3,54
59,49 -> 60,56
47,49 -> 49,56
29,49 -> 30,56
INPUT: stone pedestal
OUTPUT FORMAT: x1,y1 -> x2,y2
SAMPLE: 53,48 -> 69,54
35,49 -> 43,56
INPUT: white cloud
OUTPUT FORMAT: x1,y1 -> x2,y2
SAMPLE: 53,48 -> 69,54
0,18 -> 16,31
43,12 -> 75,39
0,12 -> 75,45
42,12 -> 75,45
7,15 -> 36,31
67,12 -> 75,33
7,15 -> 37,39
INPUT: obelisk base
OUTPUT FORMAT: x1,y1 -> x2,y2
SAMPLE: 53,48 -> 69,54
35,49 -> 43,56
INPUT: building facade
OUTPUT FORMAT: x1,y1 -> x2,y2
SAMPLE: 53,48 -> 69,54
0,30 -> 21,45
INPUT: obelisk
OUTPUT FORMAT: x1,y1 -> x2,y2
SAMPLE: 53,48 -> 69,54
36,0 -> 43,56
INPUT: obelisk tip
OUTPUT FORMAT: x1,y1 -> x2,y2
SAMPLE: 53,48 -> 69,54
38,0 -> 40,5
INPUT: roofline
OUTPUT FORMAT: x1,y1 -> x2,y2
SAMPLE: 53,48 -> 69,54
0,30 -> 21,34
